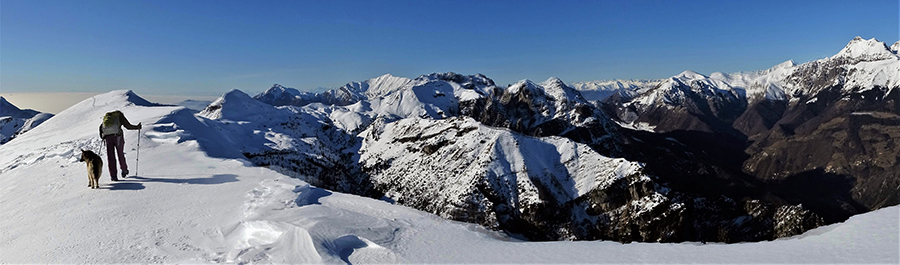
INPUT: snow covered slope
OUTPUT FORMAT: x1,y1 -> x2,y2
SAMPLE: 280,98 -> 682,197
1,90 -> 896,263
359,116 -> 651,239
199,89 -> 374,196
0,96 -> 54,144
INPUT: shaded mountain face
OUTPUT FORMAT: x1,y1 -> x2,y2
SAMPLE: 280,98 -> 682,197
743,88 -> 900,214
0,97 -> 54,145
358,115 -> 823,242
597,37 -> 900,222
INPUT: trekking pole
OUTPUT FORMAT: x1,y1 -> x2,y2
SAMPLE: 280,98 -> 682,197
136,127 -> 140,177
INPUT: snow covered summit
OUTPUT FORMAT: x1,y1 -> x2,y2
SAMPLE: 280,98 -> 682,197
832,36 -> 898,62
201,89 -> 290,120
253,83 -> 309,106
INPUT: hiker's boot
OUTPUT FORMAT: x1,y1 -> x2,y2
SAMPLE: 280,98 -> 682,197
122,169 -> 129,178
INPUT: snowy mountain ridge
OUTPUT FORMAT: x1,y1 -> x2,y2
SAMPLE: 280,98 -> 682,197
833,36 -> 899,62
211,71 -> 834,242
0,88 -> 896,263
253,74 -> 413,109
570,79 -> 663,102
597,37 -> 900,228
604,36 -> 900,134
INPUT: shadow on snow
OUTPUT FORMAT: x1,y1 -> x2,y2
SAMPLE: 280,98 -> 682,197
128,174 -> 239,185
104,182 -> 146,190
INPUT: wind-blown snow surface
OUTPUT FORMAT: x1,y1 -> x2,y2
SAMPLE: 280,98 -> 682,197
1,90 -> 897,263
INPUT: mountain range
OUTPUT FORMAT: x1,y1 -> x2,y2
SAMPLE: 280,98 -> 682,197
1,88 -> 896,262
2,36 -> 897,244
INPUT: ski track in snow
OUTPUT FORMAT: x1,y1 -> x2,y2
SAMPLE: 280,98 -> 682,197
1,90 -> 898,264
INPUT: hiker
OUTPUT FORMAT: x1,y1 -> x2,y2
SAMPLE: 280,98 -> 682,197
99,110 -> 141,181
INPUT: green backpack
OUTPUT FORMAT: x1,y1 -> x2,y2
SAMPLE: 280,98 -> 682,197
101,111 -> 121,136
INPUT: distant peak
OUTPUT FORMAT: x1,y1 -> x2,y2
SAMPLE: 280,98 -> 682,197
833,36 -> 895,61
676,70 -> 707,80
511,79 -> 537,87
117,90 -> 155,107
765,60 -> 797,72
259,84 -> 302,99
891,41 -> 900,54
539,77 -> 571,93
371,73 -> 412,85
224,88 -> 249,97
266,84 -> 296,91
220,89 -> 254,102
541,77 -> 566,86
777,60 -> 796,68
847,36 -> 881,46
507,79 -> 537,93
0,96 -> 21,113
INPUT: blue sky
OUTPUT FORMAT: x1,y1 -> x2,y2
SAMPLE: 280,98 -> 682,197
1,0 -> 898,96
